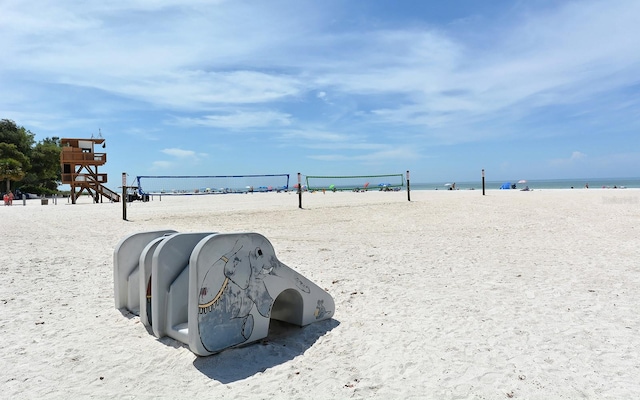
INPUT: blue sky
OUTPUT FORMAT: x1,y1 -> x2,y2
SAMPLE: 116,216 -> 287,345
1,0 -> 639,185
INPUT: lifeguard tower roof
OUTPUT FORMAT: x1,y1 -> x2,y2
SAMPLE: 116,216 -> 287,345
61,138 -> 105,147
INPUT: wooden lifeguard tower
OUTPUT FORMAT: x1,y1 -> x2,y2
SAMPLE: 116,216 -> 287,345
60,138 -> 120,204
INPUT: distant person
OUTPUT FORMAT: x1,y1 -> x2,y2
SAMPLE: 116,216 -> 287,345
8,191 -> 14,205
585,183 -> 589,189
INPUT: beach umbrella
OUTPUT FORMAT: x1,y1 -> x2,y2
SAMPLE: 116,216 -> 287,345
518,179 -> 527,184
329,184 -> 335,189
444,183 -> 452,187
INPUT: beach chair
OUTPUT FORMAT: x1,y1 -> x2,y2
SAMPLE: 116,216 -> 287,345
113,230 -> 177,314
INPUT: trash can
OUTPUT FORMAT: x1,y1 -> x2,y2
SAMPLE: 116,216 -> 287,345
41,198 -> 48,205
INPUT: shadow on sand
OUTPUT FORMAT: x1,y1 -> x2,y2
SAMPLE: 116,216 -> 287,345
192,318 -> 340,383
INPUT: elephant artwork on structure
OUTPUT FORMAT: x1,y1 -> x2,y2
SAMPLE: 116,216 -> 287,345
115,230 -> 336,356
197,234 -> 280,353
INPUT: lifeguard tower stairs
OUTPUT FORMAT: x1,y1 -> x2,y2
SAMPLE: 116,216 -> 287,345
60,138 -> 120,204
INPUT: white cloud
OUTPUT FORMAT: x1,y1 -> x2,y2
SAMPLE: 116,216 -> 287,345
151,160 -> 173,170
549,151 -> 587,166
4,1 -> 639,135
308,154 -> 348,162
308,145 -> 419,163
161,148 -> 197,158
278,130 -> 353,143
308,2 -> 640,143
173,110 -> 293,129
571,151 -> 586,160
124,127 -> 162,141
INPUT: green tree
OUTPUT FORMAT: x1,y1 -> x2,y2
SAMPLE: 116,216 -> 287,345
0,119 -> 34,155
22,137 -> 62,192
1,119 -> 63,195
0,143 -> 29,193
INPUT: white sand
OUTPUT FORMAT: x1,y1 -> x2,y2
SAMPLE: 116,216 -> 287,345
1,189 -> 639,399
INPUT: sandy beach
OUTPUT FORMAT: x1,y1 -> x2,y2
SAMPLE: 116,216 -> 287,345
1,188 -> 639,399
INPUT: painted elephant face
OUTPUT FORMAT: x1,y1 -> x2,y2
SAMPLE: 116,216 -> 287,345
250,244 -> 283,275
250,247 -> 267,271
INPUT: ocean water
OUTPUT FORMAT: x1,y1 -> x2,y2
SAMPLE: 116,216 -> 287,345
410,177 -> 640,191
132,176 -> 640,194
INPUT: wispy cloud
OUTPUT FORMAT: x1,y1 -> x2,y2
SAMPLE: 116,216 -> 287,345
161,148 -> 207,159
278,130 -> 355,144
152,147 -> 208,172
308,145 -> 420,164
151,160 -> 173,170
4,1 -> 639,142
549,151 -> 587,166
173,110 -> 293,129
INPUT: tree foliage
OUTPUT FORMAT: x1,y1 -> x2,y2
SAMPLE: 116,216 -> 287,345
0,119 -> 34,155
22,138 -> 62,191
0,119 -> 62,194
0,143 -> 29,192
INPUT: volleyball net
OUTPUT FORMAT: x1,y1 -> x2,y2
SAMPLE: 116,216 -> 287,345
304,174 -> 405,192
135,174 -> 290,195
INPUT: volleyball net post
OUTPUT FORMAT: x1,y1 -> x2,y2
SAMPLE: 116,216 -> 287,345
482,169 -> 486,196
122,172 -> 127,220
297,172 -> 302,209
406,170 -> 411,202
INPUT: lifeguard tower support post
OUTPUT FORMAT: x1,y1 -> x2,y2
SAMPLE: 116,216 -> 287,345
60,138 -> 120,204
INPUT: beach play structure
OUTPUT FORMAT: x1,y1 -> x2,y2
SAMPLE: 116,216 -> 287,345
114,231 -> 335,356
